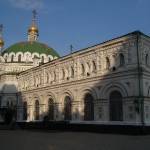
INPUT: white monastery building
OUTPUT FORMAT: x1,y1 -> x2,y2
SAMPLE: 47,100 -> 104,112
0,11 -> 150,126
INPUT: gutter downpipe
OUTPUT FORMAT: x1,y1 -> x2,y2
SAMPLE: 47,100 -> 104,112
136,32 -> 145,128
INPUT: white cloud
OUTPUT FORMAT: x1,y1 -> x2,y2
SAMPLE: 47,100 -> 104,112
9,0 -> 44,10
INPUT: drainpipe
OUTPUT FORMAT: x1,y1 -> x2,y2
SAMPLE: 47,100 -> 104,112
136,32 -> 144,126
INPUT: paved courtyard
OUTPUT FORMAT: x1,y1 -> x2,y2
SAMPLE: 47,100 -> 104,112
0,130 -> 150,150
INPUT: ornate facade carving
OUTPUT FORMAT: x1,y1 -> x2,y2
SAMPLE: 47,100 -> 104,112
1,31 -> 150,125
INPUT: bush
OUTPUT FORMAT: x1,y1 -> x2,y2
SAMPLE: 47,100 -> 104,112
4,108 -> 16,124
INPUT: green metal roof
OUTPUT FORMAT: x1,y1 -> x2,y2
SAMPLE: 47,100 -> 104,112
3,41 -> 59,57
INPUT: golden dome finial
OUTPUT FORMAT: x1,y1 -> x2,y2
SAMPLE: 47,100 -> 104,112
0,24 -> 4,48
28,10 -> 39,42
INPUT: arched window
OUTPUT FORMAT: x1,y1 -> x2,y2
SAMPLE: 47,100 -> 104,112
84,93 -> 94,121
53,71 -> 56,82
62,69 -> 65,80
109,91 -> 123,121
71,66 -> 74,78
23,102 -> 27,120
26,54 -> 29,62
35,100 -> 39,120
92,61 -> 97,72
87,62 -> 90,70
5,56 -> 7,62
64,96 -> 72,120
11,55 -> 14,62
146,54 -> 149,66
41,56 -> 44,64
38,75 -> 41,85
81,64 -> 85,75
46,72 -> 49,83
35,77 -> 38,87
106,57 -> 110,69
48,98 -> 54,120
86,62 -> 90,76
18,54 -> 21,62
120,53 -> 125,66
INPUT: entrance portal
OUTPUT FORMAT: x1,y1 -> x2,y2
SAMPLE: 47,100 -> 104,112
64,96 -> 72,120
109,91 -> 123,121
84,93 -> 94,121
35,100 -> 39,120
48,98 -> 54,120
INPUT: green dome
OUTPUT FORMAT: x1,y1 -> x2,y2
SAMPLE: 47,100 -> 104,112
3,41 -> 59,57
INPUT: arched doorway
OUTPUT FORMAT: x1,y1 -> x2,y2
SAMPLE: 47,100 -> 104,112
64,96 -> 72,120
35,100 -> 39,120
109,91 -> 123,121
84,93 -> 94,121
23,102 -> 27,120
48,98 -> 54,120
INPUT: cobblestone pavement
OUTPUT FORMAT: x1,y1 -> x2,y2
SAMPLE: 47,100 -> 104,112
0,130 -> 150,150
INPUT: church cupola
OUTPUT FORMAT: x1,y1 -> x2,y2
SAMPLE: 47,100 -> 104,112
0,24 -> 4,52
28,10 -> 39,42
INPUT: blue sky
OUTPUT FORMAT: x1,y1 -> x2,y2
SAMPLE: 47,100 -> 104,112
0,0 -> 150,56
